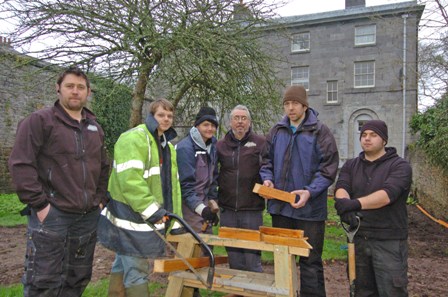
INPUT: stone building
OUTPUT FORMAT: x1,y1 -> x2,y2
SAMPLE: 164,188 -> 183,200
263,0 -> 424,162
0,37 -> 58,193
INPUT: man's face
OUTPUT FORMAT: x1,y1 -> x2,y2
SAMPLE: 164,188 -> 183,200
230,109 -> 250,137
361,130 -> 386,153
197,121 -> 217,142
283,100 -> 307,124
57,74 -> 90,112
154,106 -> 174,134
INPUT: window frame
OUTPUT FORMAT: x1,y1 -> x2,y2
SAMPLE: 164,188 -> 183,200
354,61 -> 375,88
291,66 -> 310,90
291,32 -> 311,53
355,24 -> 376,46
326,80 -> 338,103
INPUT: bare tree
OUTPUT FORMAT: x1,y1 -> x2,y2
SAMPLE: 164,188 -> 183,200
418,0 -> 448,108
1,0 -> 286,130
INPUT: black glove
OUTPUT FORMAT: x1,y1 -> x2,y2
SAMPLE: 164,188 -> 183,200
201,206 -> 219,224
334,198 -> 361,215
146,208 -> 167,224
169,227 -> 187,235
341,211 -> 359,230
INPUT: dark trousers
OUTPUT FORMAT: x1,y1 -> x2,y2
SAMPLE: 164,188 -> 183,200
220,209 -> 263,272
23,205 -> 100,297
354,237 -> 408,297
271,214 -> 326,297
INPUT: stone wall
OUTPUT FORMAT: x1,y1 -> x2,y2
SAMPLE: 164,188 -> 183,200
0,43 -> 58,193
409,148 -> 448,221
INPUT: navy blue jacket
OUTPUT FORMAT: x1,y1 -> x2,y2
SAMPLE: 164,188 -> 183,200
260,108 -> 339,221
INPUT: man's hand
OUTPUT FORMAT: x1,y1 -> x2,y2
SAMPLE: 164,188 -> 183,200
290,189 -> 311,209
37,204 -> 51,223
341,211 -> 359,230
201,207 -> 219,225
334,198 -> 361,215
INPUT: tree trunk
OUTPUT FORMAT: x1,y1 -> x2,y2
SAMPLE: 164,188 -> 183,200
129,62 -> 152,128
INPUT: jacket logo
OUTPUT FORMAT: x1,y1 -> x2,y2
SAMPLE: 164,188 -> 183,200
245,142 -> 257,147
87,124 -> 98,132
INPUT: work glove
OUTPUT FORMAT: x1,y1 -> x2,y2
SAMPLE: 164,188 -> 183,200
341,211 -> 359,230
201,206 -> 219,225
146,208 -> 167,224
169,227 -> 187,235
334,198 -> 361,215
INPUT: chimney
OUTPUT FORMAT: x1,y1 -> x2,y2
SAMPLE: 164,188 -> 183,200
345,0 -> 366,9
0,36 -> 12,46
233,0 -> 252,21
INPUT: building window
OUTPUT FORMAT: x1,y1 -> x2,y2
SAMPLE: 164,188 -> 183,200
354,61 -> 375,88
355,24 -> 376,46
327,81 -> 338,103
291,66 -> 309,90
291,32 -> 310,52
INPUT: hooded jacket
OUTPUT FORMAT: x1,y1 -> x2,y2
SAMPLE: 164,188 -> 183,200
176,127 -> 218,228
335,147 -> 412,240
8,100 -> 109,213
260,108 -> 339,221
217,128 -> 266,211
98,114 -> 182,257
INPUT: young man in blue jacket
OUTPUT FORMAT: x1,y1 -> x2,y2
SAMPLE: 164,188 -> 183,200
334,120 -> 412,297
260,85 -> 339,297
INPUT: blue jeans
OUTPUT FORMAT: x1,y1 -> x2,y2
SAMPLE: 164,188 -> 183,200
272,215 -> 326,297
111,254 -> 149,288
23,205 -> 100,297
220,209 -> 263,272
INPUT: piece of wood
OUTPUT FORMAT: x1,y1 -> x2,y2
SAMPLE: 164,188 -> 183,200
261,234 -> 313,249
154,256 -> 228,273
218,227 -> 261,241
259,226 -> 304,238
252,183 -> 296,203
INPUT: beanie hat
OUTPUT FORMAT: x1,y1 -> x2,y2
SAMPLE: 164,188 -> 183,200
194,106 -> 218,128
360,120 -> 388,143
283,85 -> 309,107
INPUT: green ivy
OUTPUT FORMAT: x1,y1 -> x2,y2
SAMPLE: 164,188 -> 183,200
410,93 -> 448,172
89,75 -> 132,158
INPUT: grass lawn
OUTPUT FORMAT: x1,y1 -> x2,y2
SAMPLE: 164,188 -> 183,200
0,193 -> 347,296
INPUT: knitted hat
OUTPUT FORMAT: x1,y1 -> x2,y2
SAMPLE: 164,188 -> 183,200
360,120 -> 388,143
283,85 -> 309,107
194,106 -> 218,128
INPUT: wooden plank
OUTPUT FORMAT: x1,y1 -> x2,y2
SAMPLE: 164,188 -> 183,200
218,227 -> 261,241
259,226 -> 304,238
273,245 -> 298,297
252,183 -> 296,204
154,256 -> 228,273
261,234 -> 312,249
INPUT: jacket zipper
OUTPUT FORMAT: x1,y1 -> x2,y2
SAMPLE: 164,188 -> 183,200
235,144 -> 240,210
75,129 -> 88,212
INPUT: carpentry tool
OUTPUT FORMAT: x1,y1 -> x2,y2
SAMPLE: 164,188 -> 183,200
147,212 -> 215,288
341,215 -> 361,297
201,199 -> 220,232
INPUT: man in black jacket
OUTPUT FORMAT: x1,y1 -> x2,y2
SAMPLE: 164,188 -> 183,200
8,66 -> 109,297
217,105 -> 266,278
334,120 -> 412,297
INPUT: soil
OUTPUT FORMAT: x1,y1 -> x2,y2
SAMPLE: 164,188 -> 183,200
1,205 -> 447,296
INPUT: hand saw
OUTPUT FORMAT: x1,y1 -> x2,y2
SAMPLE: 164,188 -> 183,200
147,212 -> 215,289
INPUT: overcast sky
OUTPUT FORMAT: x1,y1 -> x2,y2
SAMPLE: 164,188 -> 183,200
272,0 -> 411,16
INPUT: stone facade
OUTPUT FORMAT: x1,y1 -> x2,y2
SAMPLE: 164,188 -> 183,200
409,148 -> 448,221
0,41 -> 58,193
262,1 -> 424,163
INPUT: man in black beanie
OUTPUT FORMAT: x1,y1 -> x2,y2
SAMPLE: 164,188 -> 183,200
334,119 -> 412,296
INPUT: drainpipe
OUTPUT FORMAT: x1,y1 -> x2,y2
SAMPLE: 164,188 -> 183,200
402,14 -> 409,157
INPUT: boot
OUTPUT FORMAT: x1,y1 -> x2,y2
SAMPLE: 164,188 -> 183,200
125,283 -> 150,297
107,272 -> 126,297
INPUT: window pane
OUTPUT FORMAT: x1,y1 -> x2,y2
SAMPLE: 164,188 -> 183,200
355,25 -> 376,45
327,81 -> 338,103
291,67 -> 309,90
354,61 -> 375,87
291,32 -> 310,52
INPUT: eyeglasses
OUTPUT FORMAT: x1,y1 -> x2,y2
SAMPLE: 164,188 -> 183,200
232,116 -> 248,122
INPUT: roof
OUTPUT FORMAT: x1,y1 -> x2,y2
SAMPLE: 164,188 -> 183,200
268,1 -> 425,28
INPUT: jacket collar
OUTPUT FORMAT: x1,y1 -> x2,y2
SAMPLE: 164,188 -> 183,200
144,114 -> 178,142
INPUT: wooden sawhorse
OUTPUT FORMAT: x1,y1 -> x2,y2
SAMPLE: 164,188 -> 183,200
164,232 -> 311,297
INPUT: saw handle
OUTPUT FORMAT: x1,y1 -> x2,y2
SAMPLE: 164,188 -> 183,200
166,212 -> 215,288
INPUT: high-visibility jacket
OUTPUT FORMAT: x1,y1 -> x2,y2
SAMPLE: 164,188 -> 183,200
98,115 -> 182,257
